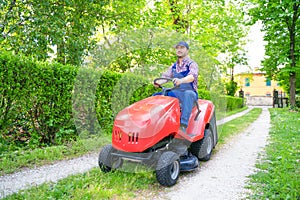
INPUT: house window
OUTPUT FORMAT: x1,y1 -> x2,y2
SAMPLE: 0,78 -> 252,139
245,78 -> 250,87
266,78 -> 271,86
266,93 -> 271,97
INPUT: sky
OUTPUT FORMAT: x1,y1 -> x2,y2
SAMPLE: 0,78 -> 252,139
245,21 -> 267,68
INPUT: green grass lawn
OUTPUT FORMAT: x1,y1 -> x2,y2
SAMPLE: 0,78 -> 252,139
245,108 -> 300,199
3,108 -> 263,200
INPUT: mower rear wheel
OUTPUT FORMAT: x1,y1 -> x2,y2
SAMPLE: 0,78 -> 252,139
156,151 -> 180,187
190,128 -> 214,161
98,144 -> 113,173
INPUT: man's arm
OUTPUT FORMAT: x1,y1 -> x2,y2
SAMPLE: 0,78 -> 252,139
173,74 -> 194,86
174,61 -> 198,86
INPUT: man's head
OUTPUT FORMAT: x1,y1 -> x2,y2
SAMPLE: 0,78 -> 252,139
175,41 -> 189,58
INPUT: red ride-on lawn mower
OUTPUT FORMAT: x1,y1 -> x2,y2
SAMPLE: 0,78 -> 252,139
98,78 -> 218,186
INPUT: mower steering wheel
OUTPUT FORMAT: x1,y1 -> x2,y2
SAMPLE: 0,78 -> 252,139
154,77 -> 178,95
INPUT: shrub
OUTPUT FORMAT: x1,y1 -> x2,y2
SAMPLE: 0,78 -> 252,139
198,89 -> 211,100
0,52 -> 77,146
225,95 -> 244,111
198,89 -> 244,112
0,51 -> 159,147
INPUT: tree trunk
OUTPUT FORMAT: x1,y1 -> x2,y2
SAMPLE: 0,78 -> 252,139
289,72 -> 296,108
288,3 -> 298,108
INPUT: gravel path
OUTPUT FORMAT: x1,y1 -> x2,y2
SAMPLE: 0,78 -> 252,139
156,107 -> 270,200
0,153 -> 98,198
216,107 -> 252,126
0,107 -> 267,199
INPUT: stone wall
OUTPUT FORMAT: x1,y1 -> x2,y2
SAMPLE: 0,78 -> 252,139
245,96 -> 273,106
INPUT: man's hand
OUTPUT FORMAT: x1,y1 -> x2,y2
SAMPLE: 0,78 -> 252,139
172,78 -> 183,86
173,75 -> 194,86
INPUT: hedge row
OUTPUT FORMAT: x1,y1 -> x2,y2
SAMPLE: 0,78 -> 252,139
198,89 -> 244,111
0,52 -> 77,147
0,51 -> 243,148
0,52 -> 158,148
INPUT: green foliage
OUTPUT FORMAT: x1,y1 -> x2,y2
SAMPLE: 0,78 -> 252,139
296,96 -> 300,108
0,0 -> 109,65
0,51 -> 77,147
95,72 -> 161,130
0,52 -> 159,148
1,0 -> 249,96
225,95 -> 244,111
88,0 -> 249,92
73,69 -> 115,135
198,89 -> 244,112
198,89 -> 212,100
95,71 -> 122,129
246,108 -> 300,199
247,0 -> 300,107
225,80 -> 238,96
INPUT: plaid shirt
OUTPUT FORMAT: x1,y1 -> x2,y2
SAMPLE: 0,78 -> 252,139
162,57 -> 198,91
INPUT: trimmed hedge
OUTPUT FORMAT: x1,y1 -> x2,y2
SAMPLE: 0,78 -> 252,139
198,89 -> 244,111
0,52 -> 159,148
0,51 -> 243,148
0,52 -> 77,147
225,95 -> 244,111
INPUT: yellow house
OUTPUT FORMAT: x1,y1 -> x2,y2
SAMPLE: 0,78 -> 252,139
235,70 -> 286,106
235,72 -> 285,97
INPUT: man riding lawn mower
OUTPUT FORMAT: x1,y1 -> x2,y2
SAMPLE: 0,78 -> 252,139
98,42 -> 218,186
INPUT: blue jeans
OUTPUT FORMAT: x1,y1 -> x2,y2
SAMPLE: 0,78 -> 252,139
153,89 -> 197,127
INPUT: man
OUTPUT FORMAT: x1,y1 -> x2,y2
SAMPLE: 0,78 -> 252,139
156,41 -> 199,134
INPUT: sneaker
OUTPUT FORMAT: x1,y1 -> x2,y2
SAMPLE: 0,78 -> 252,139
180,124 -> 197,138
180,124 -> 187,134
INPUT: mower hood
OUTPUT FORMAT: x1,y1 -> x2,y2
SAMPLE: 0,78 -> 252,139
112,96 -> 180,152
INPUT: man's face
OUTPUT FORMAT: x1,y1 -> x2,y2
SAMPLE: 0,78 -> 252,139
175,45 -> 188,58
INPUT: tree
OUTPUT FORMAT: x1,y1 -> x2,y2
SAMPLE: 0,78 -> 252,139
1,0 -> 109,66
1,0 -> 249,80
248,1 -> 300,108
88,0 -> 248,91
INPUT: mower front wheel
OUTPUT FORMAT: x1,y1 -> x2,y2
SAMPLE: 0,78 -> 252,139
98,144 -> 114,172
156,151 -> 180,187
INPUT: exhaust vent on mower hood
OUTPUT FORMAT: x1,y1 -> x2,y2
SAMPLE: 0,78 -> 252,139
128,132 -> 139,144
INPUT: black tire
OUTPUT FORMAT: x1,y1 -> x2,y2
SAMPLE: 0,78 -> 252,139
156,151 -> 180,187
98,144 -> 113,173
190,128 -> 214,161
